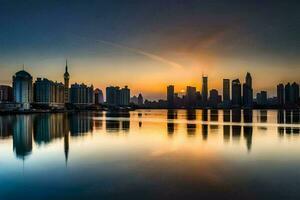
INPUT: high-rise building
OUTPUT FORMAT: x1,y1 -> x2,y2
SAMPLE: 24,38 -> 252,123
0,85 -> 13,102
285,83 -> 291,105
106,86 -> 130,106
202,76 -> 208,105
209,89 -> 219,108
138,93 -> 144,106
186,86 -> 197,108
70,83 -> 94,105
120,86 -> 130,106
277,84 -> 284,106
223,79 -> 230,103
291,82 -> 299,105
167,85 -> 174,108
257,91 -> 267,105
243,72 -> 253,108
12,70 -> 33,109
33,78 -> 65,108
94,88 -> 104,104
64,60 -> 70,103
232,79 -> 242,107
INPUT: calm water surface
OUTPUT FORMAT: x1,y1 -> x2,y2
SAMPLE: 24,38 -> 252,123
0,109 -> 300,200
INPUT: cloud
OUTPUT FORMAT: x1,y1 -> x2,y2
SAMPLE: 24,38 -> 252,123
95,40 -> 183,70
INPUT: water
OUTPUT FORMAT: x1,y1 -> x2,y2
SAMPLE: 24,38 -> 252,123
0,109 -> 300,200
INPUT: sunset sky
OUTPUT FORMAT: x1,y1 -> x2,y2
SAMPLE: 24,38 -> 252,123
0,0 -> 299,99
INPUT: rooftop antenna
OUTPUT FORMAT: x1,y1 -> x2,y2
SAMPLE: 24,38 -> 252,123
22,64 -> 25,71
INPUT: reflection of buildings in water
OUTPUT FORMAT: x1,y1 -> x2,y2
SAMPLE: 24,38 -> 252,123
243,109 -> 253,123
223,125 -> 230,143
277,110 -> 284,124
232,109 -> 241,123
139,121 -> 142,127
259,110 -> 268,123
33,113 -> 65,145
186,110 -> 196,135
210,109 -> 218,122
243,126 -> 253,152
286,127 -> 292,134
285,110 -> 292,124
13,115 -> 33,159
278,127 -> 285,136
202,109 -> 208,121
70,112 -> 93,136
105,111 -> 127,133
167,110 -> 177,134
120,112 -> 130,132
293,127 -> 300,134
0,115 -> 14,139
209,109 -> 218,132
223,109 -> 230,122
93,112 -> 103,130
232,125 -> 241,141
138,112 -> 142,128
202,124 -> 208,140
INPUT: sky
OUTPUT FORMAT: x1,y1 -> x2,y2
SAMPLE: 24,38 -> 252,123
0,0 -> 299,99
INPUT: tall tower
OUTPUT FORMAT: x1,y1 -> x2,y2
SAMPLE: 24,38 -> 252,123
202,76 -> 208,105
64,60 -> 70,103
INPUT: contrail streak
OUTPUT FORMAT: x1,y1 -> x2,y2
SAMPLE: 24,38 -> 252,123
95,40 -> 183,69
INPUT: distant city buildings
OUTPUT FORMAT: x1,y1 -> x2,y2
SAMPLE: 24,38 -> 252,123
231,79 -> 242,107
33,78 -> 65,108
0,85 -> 13,102
167,85 -> 174,108
64,60 -> 70,104
106,86 -> 130,107
201,76 -> 208,105
243,72 -> 253,108
12,70 -> 33,110
256,91 -> 267,106
70,83 -> 94,106
223,79 -> 230,107
94,88 -> 104,104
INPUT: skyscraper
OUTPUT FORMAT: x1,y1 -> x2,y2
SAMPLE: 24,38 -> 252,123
291,82 -> 299,105
12,70 -> 33,110
64,60 -> 70,104
185,86 -> 197,108
70,83 -> 94,105
167,85 -> 174,108
138,93 -> 144,106
33,78 -> 65,108
0,85 -> 13,102
202,76 -> 208,105
232,79 -> 242,107
94,88 -> 104,104
243,72 -> 253,108
223,79 -> 230,105
285,83 -> 291,105
277,83 -> 284,106
120,86 -> 130,106
209,89 -> 219,108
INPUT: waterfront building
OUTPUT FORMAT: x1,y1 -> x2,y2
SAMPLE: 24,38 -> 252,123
120,86 -> 130,106
94,88 -> 104,104
70,83 -> 94,105
130,95 -> 138,105
64,60 -> 70,103
209,89 -> 219,108
223,79 -> 230,106
0,85 -> 13,102
12,70 -> 33,110
202,76 -> 208,105
231,79 -> 242,107
243,72 -> 253,107
285,83 -> 291,105
257,91 -> 267,106
33,78 -> 65,108
291,82 -> 299,105
185,86 -> 197,108
167,85 -> 174,108
138,93 -> 144,106
277,83 -> 284,106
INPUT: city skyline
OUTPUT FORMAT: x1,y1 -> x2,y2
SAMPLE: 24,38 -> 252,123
0,1 -> 299,99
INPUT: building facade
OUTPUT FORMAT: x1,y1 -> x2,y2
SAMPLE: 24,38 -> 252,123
12,70 -> 33,110
243,72 -> 253,108
0,85 -> 13,102
70,83 -> 94,105
64,60 -> 70,103
33,78 -> 65,108
202,76 -> 208,105
232,79 -> 242,107
94,88 -> 104,104
167,85 -> 174,108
